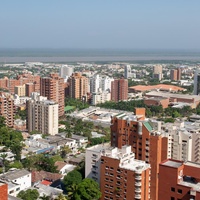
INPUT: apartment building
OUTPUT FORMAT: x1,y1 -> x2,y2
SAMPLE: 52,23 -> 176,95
26,93 -> 58,135
159,159 -> 200,200
0,169 -> 31,197
111,78 -> 128,102
153,65 -> 162,80
110,108 -> 168,200
68,72 -> 89,100
92,89 -> 111,105
170,68 -> 182,81
163,121 -> 200,163
59,65 -> 74,79
86,144 -> 150,200
124,65 -> 132,79
0,92 -> 15,127
14,84 -> 25,96
40,73 -> 64,117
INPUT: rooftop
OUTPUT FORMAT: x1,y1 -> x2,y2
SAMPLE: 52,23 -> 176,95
146,91 -> 200,101
0,169 -> 30,181
129,84 -> 185,92
161,159 -> 183,168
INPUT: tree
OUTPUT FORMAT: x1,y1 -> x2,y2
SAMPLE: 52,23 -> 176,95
75,178 -> 101,200
55,194 -> 68,200
67,184 -> 79,200
60,145 -> 72,159
0,116 -> 5,128
17,189 -> 39,200
63,170 -> 82,188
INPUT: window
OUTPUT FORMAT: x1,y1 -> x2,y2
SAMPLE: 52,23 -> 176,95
171,197 -> 175,200
171,187 -> 175,192
178,189 -> 182,194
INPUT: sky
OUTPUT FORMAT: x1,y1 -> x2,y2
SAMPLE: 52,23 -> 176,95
0,0 -> 200,50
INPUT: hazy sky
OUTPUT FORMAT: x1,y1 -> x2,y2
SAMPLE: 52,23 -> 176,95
0,0 -> 200,49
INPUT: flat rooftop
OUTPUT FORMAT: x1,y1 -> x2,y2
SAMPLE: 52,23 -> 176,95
161,160 -> 183,168
0,169 -> 30,181
146,91 -> 200,101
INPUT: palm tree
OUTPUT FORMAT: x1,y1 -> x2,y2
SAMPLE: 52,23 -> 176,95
55,194 -> 68,200
39,194 -> 51,200
67,184 -> 78,200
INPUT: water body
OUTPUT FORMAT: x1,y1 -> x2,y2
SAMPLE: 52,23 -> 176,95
0,49 -> 200,63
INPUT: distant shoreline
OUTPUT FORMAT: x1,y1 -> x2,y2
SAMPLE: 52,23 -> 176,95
0,49 -> 200,63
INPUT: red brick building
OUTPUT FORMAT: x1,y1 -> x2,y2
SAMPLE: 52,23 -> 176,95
100,146 -> 150,200
110,108 -> 168,200
0,182 -> 8,200
159,159 -> 200,200
40,73 -> 64,117
111,78 -> 128,102
144,97 -> 169,108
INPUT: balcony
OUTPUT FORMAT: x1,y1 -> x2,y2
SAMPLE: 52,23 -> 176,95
135,181 -> 142,187
135,176 -> 142,181
135,194 -> 141,199
135,188 -> 141,193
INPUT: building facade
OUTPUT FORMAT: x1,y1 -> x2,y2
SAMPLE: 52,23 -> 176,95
68,72 -> 89,100
110,109 -> 168,200
159,159 -> 200,200
194,69 -> 200,95
124,65 -> 132,79
86,144 -> 150,200
26,93 -> 58,135
40,73 -> 64,117
111,78 -> 128,102
0,92 -> 15,127
59,65 -> 74,79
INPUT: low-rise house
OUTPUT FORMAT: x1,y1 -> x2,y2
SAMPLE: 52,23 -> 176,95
71,134 -> 88,148
31,170 -> 62,187
55,161 -> 76,175
0,169 -> 31,197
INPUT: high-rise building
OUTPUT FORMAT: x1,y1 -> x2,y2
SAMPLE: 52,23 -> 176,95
177,67 -> 182,80
0,92 -> 15,127
124,65 -> 132,79
170,69 -> 178,81
40,73 -> 64,117
194,69 -> 200,95
91,89 -> 111,105
111,78 -> 128,102
14,84 -> 25,97
159,159 -> 200,200
101,76 -> 114,92
90,74 -> 101,93
85,144 -> 150,200
26,93 -> 58,135
68,73 -> 89,100
25,83 -> 35,97
170,68 -> 182,81
110,108 -> 168,200
153,65 -> 162,80
59,65 -> 74,80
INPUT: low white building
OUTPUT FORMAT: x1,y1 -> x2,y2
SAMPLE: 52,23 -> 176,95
0,169 -> 31,197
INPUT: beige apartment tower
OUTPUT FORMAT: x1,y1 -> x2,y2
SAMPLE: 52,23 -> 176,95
0,92 -> 15,127
26,93 -> 58,135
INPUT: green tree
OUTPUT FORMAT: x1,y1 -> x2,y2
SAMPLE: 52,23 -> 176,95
0,116 -> 6,128
9,161 -> 23,169
67,184 -> 79,200
60,145 -> 72,159
75,178 -> 101,200
63,170 -> 82,188
17,189 -> 39,200
55,194 -> 68,200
